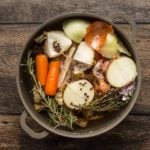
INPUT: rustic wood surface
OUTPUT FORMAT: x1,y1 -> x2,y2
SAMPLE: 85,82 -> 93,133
0,0 -> 149,149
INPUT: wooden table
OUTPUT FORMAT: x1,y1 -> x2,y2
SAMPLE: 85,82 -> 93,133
0,0 -> 149,149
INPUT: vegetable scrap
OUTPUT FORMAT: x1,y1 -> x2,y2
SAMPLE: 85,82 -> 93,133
23,18 -> 138,129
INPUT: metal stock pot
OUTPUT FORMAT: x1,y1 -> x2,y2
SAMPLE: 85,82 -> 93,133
17,12 -> 141,139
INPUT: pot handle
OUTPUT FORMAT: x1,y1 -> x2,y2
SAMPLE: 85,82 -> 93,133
20,110 -> 49,139
109,12 -> 136,43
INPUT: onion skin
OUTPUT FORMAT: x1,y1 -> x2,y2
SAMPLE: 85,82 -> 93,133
85,21 -> 113,51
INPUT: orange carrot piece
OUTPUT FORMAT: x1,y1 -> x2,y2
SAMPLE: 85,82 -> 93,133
94,79 -> 110,94
36,54 -> 48,86
99,79 -> 110,93
45,61 -> 60,96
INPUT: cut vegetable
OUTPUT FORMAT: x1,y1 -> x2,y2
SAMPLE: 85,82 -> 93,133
100,33 -> 131,58
63,19 -> 90,43
85,21 -> 113,51
104,33 -> 118,46
106,57 -> 137,87
73,42 -> 94,65
35,54 -> 48,86
63,80 -> 94,109
100,46 -> 119,59
100,33 -> 119,59
44,31 -> 72,58
94,79 -> 110,93
98,79 -> 110,93
45,61 -> 60,96
117,40 -> 131,56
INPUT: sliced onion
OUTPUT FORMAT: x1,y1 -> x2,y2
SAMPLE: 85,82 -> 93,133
106,57 -> 137,88
44,31 -> 72,58
73,42 -> 94,65
85,21 -> 113,51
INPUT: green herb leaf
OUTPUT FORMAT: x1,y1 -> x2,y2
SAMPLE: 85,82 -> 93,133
24,51 -> 77,129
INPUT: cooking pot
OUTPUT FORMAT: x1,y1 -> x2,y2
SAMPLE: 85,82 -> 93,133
17,12 -> 141,139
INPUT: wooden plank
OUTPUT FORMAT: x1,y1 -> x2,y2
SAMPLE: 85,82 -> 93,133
0,24 -> 149,115
0,0 -> 149,23
0,114 -> 149,150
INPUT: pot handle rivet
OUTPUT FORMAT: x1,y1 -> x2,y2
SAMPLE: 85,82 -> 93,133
109,12 -> 136,44
20,110 -> 49,139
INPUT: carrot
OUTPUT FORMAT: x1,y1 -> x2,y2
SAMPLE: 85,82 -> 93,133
36,54 -> 48,86
99,79 -> 110,93
45,61 -> 60,96
94,79 -> 110,94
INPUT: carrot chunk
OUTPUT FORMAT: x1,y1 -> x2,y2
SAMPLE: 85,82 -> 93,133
36,54 -> 48,86
45,61 -> 60,96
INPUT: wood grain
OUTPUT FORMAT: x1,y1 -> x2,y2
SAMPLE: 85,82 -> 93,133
0,0 -> 149,23
0,24 -> 149,115
0,115 -> 149,150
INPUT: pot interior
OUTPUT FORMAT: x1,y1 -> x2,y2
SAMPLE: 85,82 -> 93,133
18,14 -> 140,137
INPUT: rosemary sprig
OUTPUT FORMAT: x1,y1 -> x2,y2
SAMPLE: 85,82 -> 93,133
84,88 -> 129,112
24,51 -> 77,129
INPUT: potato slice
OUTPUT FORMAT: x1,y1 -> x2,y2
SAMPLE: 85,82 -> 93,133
63,80 -> 94,109
106,57 -> 137,88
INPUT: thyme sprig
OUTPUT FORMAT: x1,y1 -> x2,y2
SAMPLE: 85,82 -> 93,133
84,88 -> 129,112
24,51 -> 77,129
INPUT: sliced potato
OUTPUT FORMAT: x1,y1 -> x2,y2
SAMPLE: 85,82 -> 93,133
63,80 -> 94,109
73,42 -> 94,65
63,19 -> 90,43
106,57 -> 137,88
44,31 -> 72,58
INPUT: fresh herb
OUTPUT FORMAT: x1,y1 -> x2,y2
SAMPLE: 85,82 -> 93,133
24,51 -> 77,129
83,88 -> 129,112
23,51 -> 133,129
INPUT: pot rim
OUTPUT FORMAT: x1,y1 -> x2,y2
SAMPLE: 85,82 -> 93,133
17,12 -> 141,138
